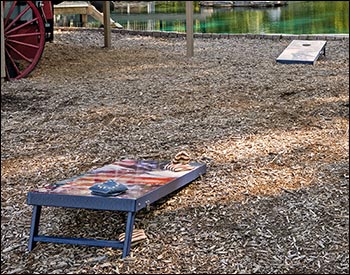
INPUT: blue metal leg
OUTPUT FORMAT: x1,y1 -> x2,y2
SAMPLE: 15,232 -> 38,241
122,211 -> 136,258
28,205 -> 42,251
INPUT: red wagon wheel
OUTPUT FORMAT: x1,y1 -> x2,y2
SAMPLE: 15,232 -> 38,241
3,1 -> 45,80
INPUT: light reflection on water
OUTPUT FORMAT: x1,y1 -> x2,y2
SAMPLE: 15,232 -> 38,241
110,1 -> 349,34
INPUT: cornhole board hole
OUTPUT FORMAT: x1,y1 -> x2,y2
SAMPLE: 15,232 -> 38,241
276,40 -> 327,65
27,159 -> 206,258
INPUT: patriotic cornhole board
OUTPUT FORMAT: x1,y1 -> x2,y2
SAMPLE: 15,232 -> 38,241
27,159 -> 206,258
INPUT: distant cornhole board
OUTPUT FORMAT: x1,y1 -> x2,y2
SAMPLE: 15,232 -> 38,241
276,40 -> 327,65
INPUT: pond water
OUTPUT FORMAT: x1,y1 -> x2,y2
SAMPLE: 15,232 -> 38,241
110,1 -> 349,34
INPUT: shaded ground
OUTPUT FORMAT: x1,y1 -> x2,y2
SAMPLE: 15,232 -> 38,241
1,30 -> 349,274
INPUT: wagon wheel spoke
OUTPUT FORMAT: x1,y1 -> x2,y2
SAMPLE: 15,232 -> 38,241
6,31 -> 44,39
3,1 -> 17,26
6,17 -> 41,35
6,42 -> 33,63
5,48 -> 22,77
7,38 -> 41,50
4,4 -> 31,32
4,1 -> 46,80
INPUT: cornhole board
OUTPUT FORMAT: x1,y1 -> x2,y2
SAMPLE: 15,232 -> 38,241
27,159 -> 206,258
276,40 -> 327,65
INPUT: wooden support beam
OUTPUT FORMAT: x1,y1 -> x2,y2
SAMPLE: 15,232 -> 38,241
103,1 -> 111,48
1,3 -> 5,82
186,1 -> 194,57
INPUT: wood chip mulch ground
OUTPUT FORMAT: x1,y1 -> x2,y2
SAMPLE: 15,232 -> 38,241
1,29 -> 349,274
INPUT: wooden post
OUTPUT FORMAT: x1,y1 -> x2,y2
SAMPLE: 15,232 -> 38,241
81,14 -> 88,27
1,3 -> 6,82
186,1 -> 194,57
103,1 -> 111,48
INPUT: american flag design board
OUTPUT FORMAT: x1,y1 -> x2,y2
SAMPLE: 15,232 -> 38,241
32,159 -> 198,199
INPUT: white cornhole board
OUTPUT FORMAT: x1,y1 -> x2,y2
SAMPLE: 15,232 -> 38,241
276,40 -> 327,65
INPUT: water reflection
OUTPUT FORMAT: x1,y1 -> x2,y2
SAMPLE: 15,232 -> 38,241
110,1 -> 349,34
